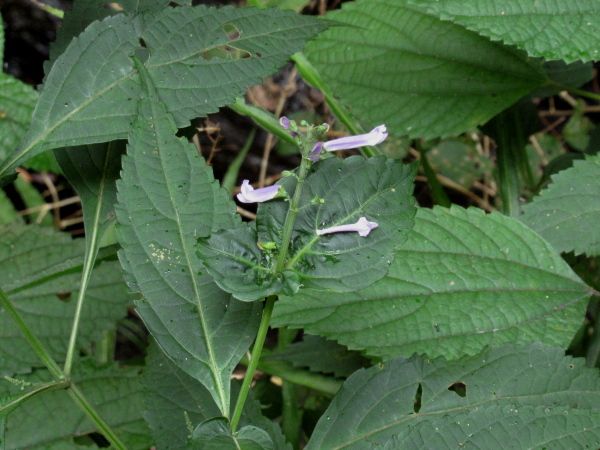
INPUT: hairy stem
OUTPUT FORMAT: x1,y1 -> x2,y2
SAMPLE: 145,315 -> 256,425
231,98 -> 296,146
0,288 -> 128,450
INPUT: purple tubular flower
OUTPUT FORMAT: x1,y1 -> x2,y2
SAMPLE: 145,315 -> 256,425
237,180 -> 281,204
316,217 -> 379,237
322,125 -> 388,152
279,116 -> 290,129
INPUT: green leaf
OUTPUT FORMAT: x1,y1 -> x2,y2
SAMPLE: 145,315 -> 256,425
0,73 -> 37,163
143,343 -> 289,450
0,361 -> 151,449
13,176 -> 53,226
273,206 -> 590,360
0,189 -> 20,225
0,225 -> 130,375
522,155 -> 600,256
197,222 -> 285,302
306,344 -> 600,449
408,0 -> 600,63
0,6 -> 325,179
248,0 -> 311,12
116,61 -> 260,416
266,335 -> 367,378
258,156 -> 416,292
304,0 -> 546,139
427,139 -> 493,189
191,418 -> 274,450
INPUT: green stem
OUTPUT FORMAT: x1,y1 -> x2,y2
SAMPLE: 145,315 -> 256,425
566,86 -> 600,103
418,147 -> 450,207
292,52 -> 378,157
0,288 -> 127,450
0,379 -> 70,415
30,0 -> 65,18
0,289 -> 63,380
230,296 -> 275,432
223,128 -> 256,193
231,98 -> 296,146
68,384 -> 128,450
231,147 -> 314,432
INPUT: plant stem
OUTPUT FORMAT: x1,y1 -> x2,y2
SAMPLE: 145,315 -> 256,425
230,296 -> 275,432
0,288 -> 63,380
0,288 -> 128,450
223,128 -> 256,193
231,98 -> 296,146
566,86 -> 600,103
231,147 -> 314,432
30,0 -> 65,18
417,146 -> 451,207
292,52 -> 378,158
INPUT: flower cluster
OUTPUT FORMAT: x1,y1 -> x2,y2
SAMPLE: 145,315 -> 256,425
236,119 -> 389,238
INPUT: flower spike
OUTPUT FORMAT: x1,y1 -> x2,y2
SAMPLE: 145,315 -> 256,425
316,216 -> 379,237
237,180 -> 282,204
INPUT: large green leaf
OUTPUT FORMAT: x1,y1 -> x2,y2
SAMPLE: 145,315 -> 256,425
408,0 -> 600,63
273,206 -> 591,360
143,343 -> 289,450
306,344 -> 600,449
116,62 -> 260,416
0,225 -> 130,375
0,361 -> 151,449
0,74 -> 37,163
521,155 -> 600,256
199,157 -> 416,301
0,6 -> 325,180
191,419 -> 274,450
304,0 -> 547,139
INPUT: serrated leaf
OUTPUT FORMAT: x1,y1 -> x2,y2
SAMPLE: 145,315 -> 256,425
0,73 -> 37,163
198,222 -> 286,302
248,0 -> 311,12
0,361 -> 151,449
273,206 -> 590,360
143,343 -> 290,450
116,62 -> 260,416
306,344 -> 600,449
408,0 -> 600,63
521,155 -> 600,256
0,189 -> 20,225
0,225 -> 130,375
266,335 -> 367,378
0,6 -> 325,179
304,0 -> 546,139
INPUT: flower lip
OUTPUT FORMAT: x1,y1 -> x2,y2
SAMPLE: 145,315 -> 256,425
236,180 -> 281,204
316,216 -> 379,237
322,125 -> 388,152
309,142 -> 324,162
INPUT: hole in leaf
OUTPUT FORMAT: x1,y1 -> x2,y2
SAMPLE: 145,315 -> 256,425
138,38 -> 147,48
413,383 -> 422,413
201,45 -> 252,61
104,2 -> 124,11
223,23 -> 241,41
56,292 -> 72,302
448,381 -> 467,398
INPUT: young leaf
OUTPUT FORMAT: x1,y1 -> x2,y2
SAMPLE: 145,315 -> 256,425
273,206 -> 591,360
258,156 -> 417,292
408,0 -> 600,63
306,344 -> 600,449
0,6 -> 325,180
522,155 -> 600,256
0,225 -> 129,375
0,361 -> 151,449
197,222 -> 286,302
143,343 -> 289,450
265,335 -> 367,378
304,0 -> 546,139
116,61 -> 260,417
